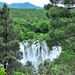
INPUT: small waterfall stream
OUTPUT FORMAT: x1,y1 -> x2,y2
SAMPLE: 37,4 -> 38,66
20,40 -> 62,68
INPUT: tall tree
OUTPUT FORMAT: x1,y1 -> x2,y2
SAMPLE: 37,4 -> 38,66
0,3 -> 22,73
44,1 -> 75,75
44,0 -> 75,51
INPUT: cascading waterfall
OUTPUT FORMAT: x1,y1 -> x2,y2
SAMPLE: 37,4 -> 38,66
20,40 -> 62,67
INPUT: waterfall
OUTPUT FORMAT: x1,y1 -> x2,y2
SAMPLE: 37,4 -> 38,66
20,40 -> 62,68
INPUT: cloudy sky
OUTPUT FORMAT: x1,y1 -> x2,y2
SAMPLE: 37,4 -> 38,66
0,0 -> 50,7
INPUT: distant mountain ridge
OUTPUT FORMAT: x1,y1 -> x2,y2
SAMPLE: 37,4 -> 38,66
0,2 -> 42,8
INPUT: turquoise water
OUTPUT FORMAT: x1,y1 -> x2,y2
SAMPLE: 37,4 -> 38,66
32,61 -> 41,69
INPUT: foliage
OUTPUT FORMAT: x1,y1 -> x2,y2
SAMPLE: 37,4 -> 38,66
0,1 -> 75,75
44,0 -> 75,75
54,51 -> 75,70
10,8 -> 46,19
0,68 -> 6,75
24,61 -> 36,75
0,3 -> 22,75
0,3 -> 49,74
63,0 -> 75,7
47,64 -> 72,75
9,8 -> 49,41
14,72 -> 29,75
45,5 -> 75,51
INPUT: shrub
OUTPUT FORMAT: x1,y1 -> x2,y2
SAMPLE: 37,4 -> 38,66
14,72 -> 29,75
0,68 -> 6,75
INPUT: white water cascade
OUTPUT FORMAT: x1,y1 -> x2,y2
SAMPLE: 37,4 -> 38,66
20,40 -> 61,67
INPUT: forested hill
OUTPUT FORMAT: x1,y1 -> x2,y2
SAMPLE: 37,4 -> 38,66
0,2 -> 42,8
10,8 -> 48,41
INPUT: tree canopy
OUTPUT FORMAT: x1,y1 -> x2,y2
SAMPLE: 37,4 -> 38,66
0,3 -> 22,74
44,0 -> 75,75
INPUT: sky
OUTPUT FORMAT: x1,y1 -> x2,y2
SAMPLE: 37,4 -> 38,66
0,0 -> 50,7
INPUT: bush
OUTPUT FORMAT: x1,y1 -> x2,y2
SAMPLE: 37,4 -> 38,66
0,68 -> 6,75
14,72 -> 29,75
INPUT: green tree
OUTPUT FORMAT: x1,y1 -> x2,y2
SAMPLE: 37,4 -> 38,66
25,61 -> 36,75
63,0 -> 75,8
45,4 -> 75,51
7,59 -> 23,75
49,64 -> 72,75
0,3 -> 22,74
50,0 -> 60,4
44,1 -> 75,75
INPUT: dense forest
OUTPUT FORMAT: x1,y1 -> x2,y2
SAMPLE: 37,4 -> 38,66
9,8 -> 49,41
0,0 -> 75,75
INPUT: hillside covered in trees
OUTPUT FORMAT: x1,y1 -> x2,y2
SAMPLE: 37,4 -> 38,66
10,8 -> 49,41
0,0 -> 75,75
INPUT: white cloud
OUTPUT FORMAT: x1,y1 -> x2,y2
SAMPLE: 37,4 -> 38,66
0,0 -> 50,7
